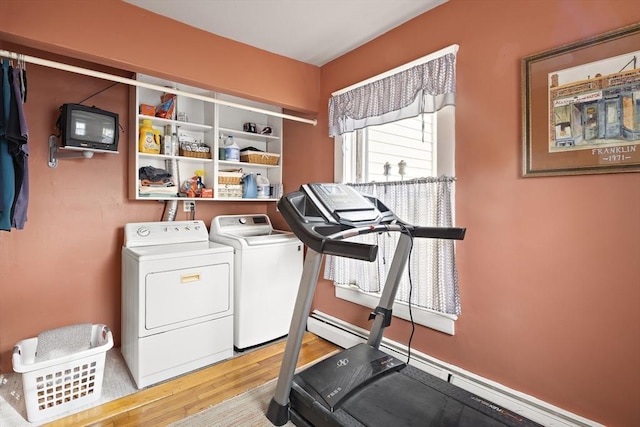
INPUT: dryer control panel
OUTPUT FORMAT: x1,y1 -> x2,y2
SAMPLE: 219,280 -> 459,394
124,220 -> 208,247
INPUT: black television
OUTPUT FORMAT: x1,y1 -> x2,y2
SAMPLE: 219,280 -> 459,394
58,103 -> 119,153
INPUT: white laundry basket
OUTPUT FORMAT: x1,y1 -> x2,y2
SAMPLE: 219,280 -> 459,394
12,324 -> 113,423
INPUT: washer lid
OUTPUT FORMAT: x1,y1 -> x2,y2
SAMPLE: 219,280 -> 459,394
210,214 -> 272,237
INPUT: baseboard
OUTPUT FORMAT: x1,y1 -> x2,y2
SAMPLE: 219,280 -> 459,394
307,310 -> 603,427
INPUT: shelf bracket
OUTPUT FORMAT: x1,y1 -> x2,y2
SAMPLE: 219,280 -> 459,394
48,135 -> 94,168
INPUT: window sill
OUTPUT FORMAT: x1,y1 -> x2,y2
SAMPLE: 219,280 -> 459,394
334,284 -> 457,335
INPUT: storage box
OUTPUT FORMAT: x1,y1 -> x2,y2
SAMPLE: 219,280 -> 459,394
218,184 -> 243,198
240,151 -> 280,166
139,104 -> 156,116
12,324 -> 113,423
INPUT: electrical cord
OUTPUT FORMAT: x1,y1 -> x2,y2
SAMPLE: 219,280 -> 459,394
77,82 -> 120,105
399,225 -> 415,365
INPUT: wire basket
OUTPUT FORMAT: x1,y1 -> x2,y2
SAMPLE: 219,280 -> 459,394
12,324 -> 113,423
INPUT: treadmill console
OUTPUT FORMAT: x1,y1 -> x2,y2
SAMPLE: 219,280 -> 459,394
277,183 -> 465,263
304,183 -> 383,225
277,183 -> 400,262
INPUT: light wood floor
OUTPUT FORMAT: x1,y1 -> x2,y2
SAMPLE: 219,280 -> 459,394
44,333 -> 339,427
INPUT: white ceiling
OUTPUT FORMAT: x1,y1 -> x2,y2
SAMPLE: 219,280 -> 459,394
124,0 -> 447,66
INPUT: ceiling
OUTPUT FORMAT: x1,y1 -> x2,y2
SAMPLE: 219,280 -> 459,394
123,0 -> 448,66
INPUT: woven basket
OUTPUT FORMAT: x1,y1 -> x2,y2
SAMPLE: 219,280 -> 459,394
218,171 -> 243,185
240,151 -> 280,166
180,148 -> 212,159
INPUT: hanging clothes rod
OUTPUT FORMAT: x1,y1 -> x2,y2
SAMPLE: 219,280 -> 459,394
0,49 -> 317,126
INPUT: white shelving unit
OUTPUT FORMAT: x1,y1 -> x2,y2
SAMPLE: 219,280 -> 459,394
129,74 -> 283,202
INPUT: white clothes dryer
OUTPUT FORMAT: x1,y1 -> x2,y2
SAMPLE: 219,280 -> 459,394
121,220 -> 234,389
209,214 -> 303,350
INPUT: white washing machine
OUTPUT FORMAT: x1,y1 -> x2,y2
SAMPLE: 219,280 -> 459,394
121,220 -> 234,389
209,214 -> 303,350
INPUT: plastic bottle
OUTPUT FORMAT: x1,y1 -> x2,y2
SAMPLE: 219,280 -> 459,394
256,173 -> 270,199
224,136 -> 240,162
171,133 -> 180,156
162,134 -> 172,155
242,173 -> 257,198
138,119 -> 161,154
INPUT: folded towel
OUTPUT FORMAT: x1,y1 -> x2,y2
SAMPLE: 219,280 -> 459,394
139,186 -> 179,195
35,323 -> 93,363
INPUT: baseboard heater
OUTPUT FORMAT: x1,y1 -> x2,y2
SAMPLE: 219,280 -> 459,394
307,310 -> 602,427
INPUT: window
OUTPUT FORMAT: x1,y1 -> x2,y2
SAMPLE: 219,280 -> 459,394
337,107 -> 455,183
344,114 -> 436,183
328,45 -> 459,334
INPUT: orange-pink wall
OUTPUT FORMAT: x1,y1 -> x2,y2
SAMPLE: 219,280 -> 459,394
313,1 -> 640,426
1,1 -> 639,426
0,0 -> 319,113
0,0 -> 319,376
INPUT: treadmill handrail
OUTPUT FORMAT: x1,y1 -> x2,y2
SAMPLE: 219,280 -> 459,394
325,224 -> 466,242
277,192 -> 466,262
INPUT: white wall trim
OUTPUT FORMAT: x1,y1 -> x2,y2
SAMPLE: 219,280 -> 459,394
334,285 -> 457,335
307,311 -> 604,427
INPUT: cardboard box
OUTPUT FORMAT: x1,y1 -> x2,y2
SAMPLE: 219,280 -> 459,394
139,104 -> 156,116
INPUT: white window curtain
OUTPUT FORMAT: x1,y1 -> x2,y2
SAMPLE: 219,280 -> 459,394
328,49 -> 457,137
324,178 -> 461,315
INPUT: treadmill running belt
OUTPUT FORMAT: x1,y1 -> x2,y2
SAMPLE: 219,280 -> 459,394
341,371 -> 539,427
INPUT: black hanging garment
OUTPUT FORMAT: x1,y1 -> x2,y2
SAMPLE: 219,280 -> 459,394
7,65 -> 29,229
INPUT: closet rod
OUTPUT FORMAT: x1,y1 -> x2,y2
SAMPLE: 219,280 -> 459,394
0,49 -> 317,126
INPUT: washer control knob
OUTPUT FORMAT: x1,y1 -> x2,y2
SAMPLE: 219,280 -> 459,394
137,226 -> 150,237
239,217 -> 247,224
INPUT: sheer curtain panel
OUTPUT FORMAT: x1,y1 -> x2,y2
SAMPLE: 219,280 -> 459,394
324,178 -> 461,315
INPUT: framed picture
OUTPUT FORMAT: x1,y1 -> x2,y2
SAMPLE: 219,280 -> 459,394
522,23 -> 640,177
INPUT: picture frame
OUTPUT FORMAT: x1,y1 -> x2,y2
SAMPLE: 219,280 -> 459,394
522,23 -> 640,177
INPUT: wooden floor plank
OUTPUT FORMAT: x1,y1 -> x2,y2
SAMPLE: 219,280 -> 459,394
44,333 -> 338,427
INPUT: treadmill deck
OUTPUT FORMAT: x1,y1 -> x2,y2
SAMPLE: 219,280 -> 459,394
289,344 -> 542,427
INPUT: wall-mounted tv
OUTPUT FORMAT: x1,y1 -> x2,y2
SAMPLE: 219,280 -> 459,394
58,103 -> 119,153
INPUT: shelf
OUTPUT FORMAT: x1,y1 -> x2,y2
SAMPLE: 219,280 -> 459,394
139,153 -> 214,163
219,127 -> 279,141
131,74 -> 283,202
137,195 -> 278,202
139,114 -> 214,132
218,160 -> 279,169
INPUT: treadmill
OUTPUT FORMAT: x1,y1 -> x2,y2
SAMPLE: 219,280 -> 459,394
267,183 -> 541,427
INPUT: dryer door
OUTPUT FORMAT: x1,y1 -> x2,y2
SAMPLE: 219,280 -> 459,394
145,261 -> 231,331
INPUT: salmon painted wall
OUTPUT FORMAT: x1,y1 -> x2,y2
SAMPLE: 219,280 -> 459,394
0,1 -> 638,426
0,0 -> 321,377
0,42 -> 289,370
0,0 -> 320,113
310,1 -> 639,426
